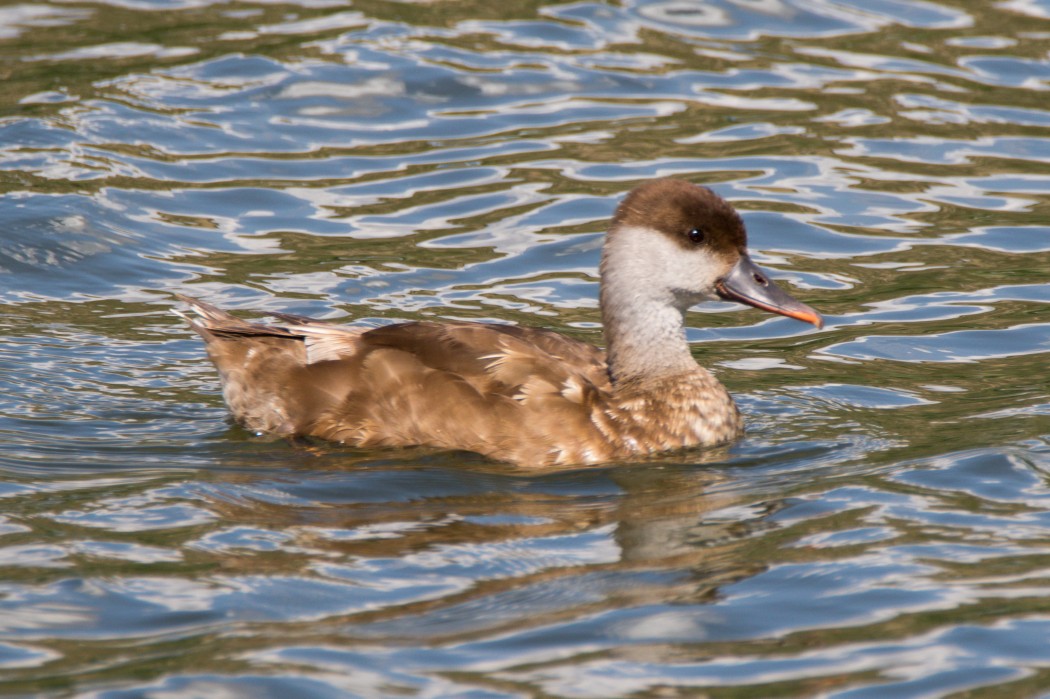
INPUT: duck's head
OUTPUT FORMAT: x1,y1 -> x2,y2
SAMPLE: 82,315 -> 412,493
601,178 -> 822,329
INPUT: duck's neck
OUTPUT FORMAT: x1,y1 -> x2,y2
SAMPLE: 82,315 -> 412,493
600,234 -> 702,387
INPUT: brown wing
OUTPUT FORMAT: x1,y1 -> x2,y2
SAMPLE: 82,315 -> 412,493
308,321 -> 616,465
358,321 -> 610,394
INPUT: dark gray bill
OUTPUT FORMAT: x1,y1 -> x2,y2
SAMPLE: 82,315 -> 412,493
715,255 -> 823,328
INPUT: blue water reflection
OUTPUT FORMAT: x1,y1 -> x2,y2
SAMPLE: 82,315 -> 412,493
0,0 -> 1049,696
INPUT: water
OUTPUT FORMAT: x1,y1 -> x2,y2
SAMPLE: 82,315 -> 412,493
1,0 -> 1049,695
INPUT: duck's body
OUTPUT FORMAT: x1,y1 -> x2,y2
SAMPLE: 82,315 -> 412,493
177,305 -> 740,465
177,179 -> 821,467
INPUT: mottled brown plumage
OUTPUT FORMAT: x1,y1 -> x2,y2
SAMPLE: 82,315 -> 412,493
176,178 -> 821,467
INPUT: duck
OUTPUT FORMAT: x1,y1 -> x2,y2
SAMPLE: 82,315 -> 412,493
175,178 -> 822,467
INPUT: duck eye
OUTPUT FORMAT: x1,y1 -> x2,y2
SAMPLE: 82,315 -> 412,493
688,227 -> 705,244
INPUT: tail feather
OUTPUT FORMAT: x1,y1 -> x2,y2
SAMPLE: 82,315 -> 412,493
174,294 -> 361,436
172,294 -> 300,341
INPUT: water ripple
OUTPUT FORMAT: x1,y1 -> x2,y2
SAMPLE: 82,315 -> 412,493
1,0 -> 1049,696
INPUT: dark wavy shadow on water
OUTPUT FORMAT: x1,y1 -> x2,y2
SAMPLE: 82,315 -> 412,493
0,0 -> 1049,696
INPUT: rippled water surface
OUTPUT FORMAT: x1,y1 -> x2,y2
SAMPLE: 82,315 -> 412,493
2,0 -> 1050,696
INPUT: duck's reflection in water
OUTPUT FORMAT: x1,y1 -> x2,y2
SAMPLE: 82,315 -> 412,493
197,442 -> 776,645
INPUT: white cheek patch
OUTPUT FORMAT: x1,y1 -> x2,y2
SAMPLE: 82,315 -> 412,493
604,224 -> 731,306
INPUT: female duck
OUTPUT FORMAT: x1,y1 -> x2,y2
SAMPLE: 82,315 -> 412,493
176,178 -> 821,466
